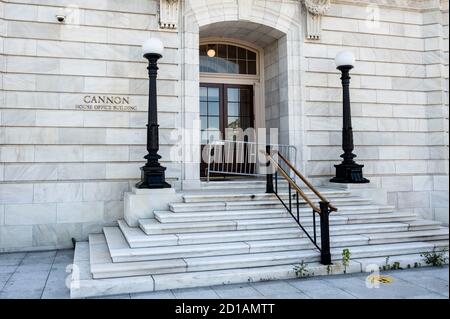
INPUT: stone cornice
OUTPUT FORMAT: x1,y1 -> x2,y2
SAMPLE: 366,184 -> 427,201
331,0 -> 445,11
301,0 -> 446,40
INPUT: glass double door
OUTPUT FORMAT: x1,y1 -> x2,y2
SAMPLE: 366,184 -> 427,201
200,83 -> 254,177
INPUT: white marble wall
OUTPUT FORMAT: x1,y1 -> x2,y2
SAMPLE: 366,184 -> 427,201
304,0 -> 449,223
0,0 -> 182,251
0,0 -> 448,252
264,40 -> 281,133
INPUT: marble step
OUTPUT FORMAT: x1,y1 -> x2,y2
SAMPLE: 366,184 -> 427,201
155,208 -> 291,223
104,227 -> 249,263
198,180 -> 283,189
306,219 -> 442,237
407,219 -> 443,231
428,239 -> 450,249
120,220 -> 302,247
71,241 -> 156,298
71,240 -> 448,298
182,241 -> 445,273
89,235 -> 446,279
89,234 -> 186,279
140,212 -> 417,235
345,212 -> 417,224
353,251 -> 450,271
120,219 -> 442,248
118,220 -> 179,248
151,250 -> 448,292
182,189 -> 352,203
169,197 -> 372,213
365,228 -> 448,244
106,226 -> 448,264
139,216 -> 343,235
103,227 -> 370,263
154,205 -> 395,223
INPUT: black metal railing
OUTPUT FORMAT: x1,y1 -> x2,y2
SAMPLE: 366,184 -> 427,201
206,140 -> 297,181
264,146 -> 337,265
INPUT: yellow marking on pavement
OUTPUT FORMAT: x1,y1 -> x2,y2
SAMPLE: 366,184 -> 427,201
367,275 -> 394,284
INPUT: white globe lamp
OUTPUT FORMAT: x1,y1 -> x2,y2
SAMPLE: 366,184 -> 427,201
142,37 -> 164,57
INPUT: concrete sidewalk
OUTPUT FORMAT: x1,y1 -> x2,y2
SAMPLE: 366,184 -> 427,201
0,249 -> 448,299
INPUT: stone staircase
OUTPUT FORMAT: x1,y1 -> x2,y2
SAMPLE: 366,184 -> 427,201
70,181 -> 449,298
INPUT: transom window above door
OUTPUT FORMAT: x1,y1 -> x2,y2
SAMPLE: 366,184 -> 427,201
200,43 -> 257,75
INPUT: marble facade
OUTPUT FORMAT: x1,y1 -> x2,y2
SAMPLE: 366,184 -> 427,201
0,0 -> 448,252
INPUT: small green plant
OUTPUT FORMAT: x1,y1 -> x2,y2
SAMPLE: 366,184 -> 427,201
342,248 -> 351,273
326,264 -> 332,275
391,261 -> 401,270
382,256 -> 390,270
421,248 -> 448,267
259,277 -> 276,282
382,257 -> 402,271
294,260 -> 310,278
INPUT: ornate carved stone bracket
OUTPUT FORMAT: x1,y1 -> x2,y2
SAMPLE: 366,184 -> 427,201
302,0 -> 331,40
159,0 -> 179,29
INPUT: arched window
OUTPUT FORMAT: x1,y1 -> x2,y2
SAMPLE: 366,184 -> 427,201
200,43 -> 258,75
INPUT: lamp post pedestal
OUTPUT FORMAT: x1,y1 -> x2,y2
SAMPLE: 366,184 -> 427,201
330,64 -> 369,184
330,162 -> 368,184
137,163 -> 171,189
136,52 -> 171,189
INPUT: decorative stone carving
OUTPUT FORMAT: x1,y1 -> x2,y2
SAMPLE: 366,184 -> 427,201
302,0 -> 331,40
159,0 -> 179,29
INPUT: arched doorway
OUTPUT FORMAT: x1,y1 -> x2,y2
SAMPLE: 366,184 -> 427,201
198,40 -> 260,177
180,1 -> 305,188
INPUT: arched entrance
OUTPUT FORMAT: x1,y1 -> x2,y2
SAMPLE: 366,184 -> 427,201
180,1 -> 306,188
198,39 -> 260,177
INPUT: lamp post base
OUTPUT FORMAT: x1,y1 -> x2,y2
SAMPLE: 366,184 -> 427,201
330,162 -> 370,184
136,165 -> 171,189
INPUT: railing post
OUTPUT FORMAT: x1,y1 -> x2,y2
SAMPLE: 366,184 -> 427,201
266,145 -> 274,193
319,201 -> 332,265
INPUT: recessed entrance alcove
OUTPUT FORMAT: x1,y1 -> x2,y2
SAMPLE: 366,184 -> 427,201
180,1 -> 305,188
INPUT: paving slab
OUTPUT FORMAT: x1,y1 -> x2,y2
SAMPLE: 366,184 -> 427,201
1,247 -> 448,299
45,270 -> 71,291
131,290 -> 176,299
24,251 -> 57,259
286,278 -> 356,299
322,273 -> 435,299
212,283 -> 264,299
15,263 -> 53,273
422,267 -> 449,281
409,293 -> 448,299
0,258 -> 23,267
0,252 -> 26,261
390,271 -> 449,297
8,270 -> 49,282
20,257 -> 55,266
0,274 -> 11,290
172,286 -> 221,299
54,250 -> 74,264
0,265 -> 18,275
2,277 -> 47,293
90,294 -> 131,299
51,262 -> 72,272
41,287 -> 71,299
249,281 -> 311,299
0,289 -> 44,299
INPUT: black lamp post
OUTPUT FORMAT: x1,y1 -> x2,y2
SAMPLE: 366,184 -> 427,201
330,51 -> 369,184
136,38 -> 171,189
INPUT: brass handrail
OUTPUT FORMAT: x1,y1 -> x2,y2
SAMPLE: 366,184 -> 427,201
265,153 -> 321,213
276,152 -> 338,212
263,149 -> 334,264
